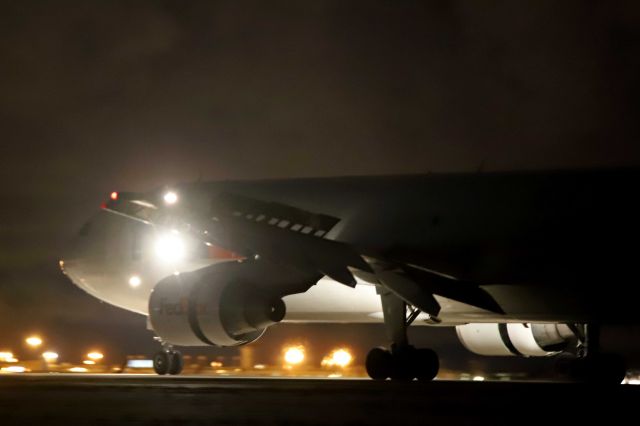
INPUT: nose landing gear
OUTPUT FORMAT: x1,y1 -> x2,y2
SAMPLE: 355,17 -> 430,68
366,288 -> 439,381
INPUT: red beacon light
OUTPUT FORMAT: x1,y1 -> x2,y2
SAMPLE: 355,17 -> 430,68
102,191 -> 119,209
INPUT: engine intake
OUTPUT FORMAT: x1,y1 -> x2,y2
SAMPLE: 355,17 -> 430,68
456,323 -> 574,357
149,262 -> 286,347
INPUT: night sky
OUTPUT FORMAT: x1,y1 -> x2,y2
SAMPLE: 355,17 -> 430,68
1,1 -> 640,367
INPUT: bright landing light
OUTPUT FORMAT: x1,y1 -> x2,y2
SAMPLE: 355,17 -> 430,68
284,346 -> 305,365
128,275 -> 142,288
154,232 -> 185,262
163,191 -> 178,204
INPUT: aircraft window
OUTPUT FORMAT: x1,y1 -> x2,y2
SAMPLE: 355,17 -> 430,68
314,230 -> 326,237
277,220 -> 290,228
232,211 -> 243,217
78,222 -> 92,237
301,226 -> 313,234
291,223 -> 303,231
245,214 -> 254,220
268,218 -> 279,225
256,214 -> 266,222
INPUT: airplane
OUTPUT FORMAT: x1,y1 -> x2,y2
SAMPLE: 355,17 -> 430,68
60,168 -> 640,383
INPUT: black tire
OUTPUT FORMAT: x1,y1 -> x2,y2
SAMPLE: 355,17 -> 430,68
168,351 -> 184,375
153,351 -> 171,375
390,348 -> 416,381
569,354 -> 626,384
366,347 -> 393,380
414,348 -> 439,381
554,352 -> 576,377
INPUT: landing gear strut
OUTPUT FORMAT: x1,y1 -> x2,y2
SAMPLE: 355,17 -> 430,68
153,342 -> 184,375
557,324 -> 626,384
366,288 -> 439,381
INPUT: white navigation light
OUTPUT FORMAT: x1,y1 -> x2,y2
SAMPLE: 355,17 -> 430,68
163,191 -> 178,205
155,232 -> 185,262
128,275 -> 142,288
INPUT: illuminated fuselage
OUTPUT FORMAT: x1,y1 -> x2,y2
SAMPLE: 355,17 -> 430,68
62,169 -> 640,326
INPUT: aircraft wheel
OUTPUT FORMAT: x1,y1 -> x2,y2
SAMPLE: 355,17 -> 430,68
168,350 -> 184,375
389,347 -> 417,381
153,351 -> 171,375
414,348 -> 439,381
366,347 -> 393,380
569,354 -> 626,384
366,346 -> 439,381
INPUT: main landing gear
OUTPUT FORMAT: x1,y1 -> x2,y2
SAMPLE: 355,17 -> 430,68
556,324 -> 626,384
366,288 -> 439,381
153,344 -> 184,375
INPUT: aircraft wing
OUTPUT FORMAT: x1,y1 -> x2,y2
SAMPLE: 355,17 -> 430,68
103,190 -> 503,317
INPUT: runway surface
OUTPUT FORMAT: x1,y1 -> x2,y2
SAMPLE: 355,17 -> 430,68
0,374 -> 637,425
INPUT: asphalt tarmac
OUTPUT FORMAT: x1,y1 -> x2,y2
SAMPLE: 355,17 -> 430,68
0,374 -> 636,425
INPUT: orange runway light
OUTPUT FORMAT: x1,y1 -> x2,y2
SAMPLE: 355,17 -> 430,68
283,346 -> 305,366
87,352 -> 104,361
321,348 -> 353,368
25,336 -> 43,348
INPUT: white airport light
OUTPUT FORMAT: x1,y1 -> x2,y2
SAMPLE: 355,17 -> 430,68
473,375 -> 486,382
284,345 -> 305,366
128,275 -> 142,288
25,336 -> 43,348
83,360 -> 95,365
126,359 -> 154,369
42,351 -> 59,362
1,366 -> 27,373
68,367 -> 88,373
154,232 -> 185,262
0,352 -> 15,362
163,191 -> 178,205
87,352 -> 104,361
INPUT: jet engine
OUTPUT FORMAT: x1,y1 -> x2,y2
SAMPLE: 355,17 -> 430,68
149,262 -> 287,347
456,323 -> 574,357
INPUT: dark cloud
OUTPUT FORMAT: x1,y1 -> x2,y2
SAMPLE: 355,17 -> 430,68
1,1 -> 639,361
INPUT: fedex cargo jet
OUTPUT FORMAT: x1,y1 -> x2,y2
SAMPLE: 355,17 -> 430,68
60,169 -> 640,382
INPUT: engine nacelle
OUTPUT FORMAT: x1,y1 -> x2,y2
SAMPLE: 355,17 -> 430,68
149,262 -> 286,347
456,323 -> 574,357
